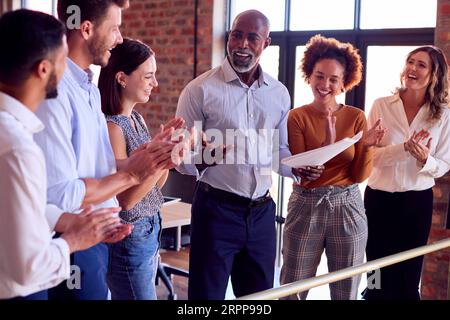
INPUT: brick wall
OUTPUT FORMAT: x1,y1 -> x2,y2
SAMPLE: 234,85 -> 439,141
421,0 -> 450,300
121,0 -> 214,134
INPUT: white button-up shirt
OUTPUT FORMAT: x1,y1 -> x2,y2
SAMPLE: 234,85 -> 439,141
0,92 -> 70,299
367,93 -> 450,192
176,58 -> 294,199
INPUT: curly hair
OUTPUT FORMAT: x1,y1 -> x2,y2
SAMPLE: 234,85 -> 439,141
399,46 -> 449,123
301,35 -> 363,92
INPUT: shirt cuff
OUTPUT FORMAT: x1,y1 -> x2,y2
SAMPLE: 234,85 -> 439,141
45,204 -> 65,232
52,238 -> 71,275
419,155 -> 437,174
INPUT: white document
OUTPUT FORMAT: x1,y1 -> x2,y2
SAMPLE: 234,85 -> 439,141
281,131 -> 363,168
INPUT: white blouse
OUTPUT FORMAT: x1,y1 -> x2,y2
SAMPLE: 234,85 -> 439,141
367,94 -> 450,192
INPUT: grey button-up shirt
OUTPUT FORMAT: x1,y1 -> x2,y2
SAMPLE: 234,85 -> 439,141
176,58 -> 294,199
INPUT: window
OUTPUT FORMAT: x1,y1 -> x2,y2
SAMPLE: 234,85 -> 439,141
290,0 -> 355,31
360,0 -> 437,29
229,0 -> 285,31
229,0 -> 436,271
23,0 -> 56,15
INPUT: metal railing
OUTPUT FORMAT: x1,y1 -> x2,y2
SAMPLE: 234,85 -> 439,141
237,238 -> 450,300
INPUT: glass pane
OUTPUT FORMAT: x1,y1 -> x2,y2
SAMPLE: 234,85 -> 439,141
294,46 -> 346,109
259,45 -> 280,79
365,46 -> 419,115
24,0 -> 54,15
361,0 -> 437,29
230,0 -> 285,32
290,0 -> 355,31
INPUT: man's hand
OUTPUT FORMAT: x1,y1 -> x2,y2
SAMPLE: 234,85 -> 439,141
61,206 -> 128,253
292,165 -> 325,181
195,140 -> 233,171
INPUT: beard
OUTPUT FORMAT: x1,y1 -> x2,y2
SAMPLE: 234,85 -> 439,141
45,71 -> 58,99
88,34 -> 111,67
227,48 -> 257,73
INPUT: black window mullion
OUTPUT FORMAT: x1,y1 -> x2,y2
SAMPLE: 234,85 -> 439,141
354,0 -> 361,31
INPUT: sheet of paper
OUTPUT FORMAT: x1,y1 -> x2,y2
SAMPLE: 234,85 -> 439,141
281,131 -> 363,168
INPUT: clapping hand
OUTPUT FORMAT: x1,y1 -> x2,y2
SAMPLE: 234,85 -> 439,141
363,118 -> 387,147
404,129 -> 432,165
322,107 -> 337,146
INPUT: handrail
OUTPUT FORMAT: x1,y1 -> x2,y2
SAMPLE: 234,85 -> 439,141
237,238 -> 450,300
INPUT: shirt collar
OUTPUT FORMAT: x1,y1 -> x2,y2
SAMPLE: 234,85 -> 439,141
66,58 -> 94,90
221,57 -> 269,88
0,92 -> 44,134
390,91 -> 430,111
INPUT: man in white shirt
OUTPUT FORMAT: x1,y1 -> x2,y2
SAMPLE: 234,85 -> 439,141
0,9 -> 127,300
34,0 -> 181,300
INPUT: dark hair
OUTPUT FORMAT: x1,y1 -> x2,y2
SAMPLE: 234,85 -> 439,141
57,0 -> 128,33
98,38 -> 154,115
400,46 -> 449,123
0,9 -> 65,86
301,35 -> 363,91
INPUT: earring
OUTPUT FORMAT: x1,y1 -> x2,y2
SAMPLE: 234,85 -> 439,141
120,82 -> 126,89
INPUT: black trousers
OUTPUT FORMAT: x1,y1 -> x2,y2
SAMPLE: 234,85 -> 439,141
188,183 -> 276,300
363,187 -> 433,300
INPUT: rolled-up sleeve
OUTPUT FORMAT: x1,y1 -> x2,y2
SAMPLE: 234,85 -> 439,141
276,89 -> 296,180
175,85 -> 207,178
35,96 -> 86,213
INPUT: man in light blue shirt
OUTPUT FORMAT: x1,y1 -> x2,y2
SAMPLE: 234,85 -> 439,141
176,10 -> 294,299
35,0 -> 176,300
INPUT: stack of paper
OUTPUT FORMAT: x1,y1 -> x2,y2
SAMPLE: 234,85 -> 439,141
281,131 -> 363,168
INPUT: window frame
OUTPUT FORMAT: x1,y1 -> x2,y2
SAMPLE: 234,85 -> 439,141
227,0 -> 435,110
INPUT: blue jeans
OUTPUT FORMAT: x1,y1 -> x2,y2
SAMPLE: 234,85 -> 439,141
107,213 -> 161,300
48,243 -> 108,300
8,290 -> 48,300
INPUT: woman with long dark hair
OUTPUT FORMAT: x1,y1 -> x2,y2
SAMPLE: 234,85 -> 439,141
98,38 -> 184,300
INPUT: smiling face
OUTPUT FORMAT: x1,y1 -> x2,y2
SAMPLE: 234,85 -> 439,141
402,50 -> 432,92
226,12 -> 270,74
87,4 -> 123,67
309,58 -> 345,106
121,56 -> 158,104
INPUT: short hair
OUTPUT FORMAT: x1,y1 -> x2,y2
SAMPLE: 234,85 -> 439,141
232,10 -> 270,31
57,0 -> 129,32
401,46 -> 449,122
301,35 -> 363,91
0,9 -> 65,86
98,38 -> 154,115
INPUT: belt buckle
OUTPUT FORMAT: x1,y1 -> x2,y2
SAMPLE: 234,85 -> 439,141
248,192 -> 270,208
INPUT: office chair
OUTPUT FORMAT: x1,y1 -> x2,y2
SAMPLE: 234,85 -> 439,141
155,261 -> 189,300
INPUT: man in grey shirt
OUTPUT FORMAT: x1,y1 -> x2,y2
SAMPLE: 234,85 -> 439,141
176,10 -> 294,299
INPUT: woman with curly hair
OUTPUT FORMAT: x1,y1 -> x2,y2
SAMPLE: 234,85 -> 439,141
362,46 -> 450,300
280,35 -> 384,300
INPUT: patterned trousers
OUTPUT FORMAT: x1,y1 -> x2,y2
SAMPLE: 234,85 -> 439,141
280,184 -> 368,300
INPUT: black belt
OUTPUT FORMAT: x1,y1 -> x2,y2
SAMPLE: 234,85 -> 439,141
197,182 -> 271,208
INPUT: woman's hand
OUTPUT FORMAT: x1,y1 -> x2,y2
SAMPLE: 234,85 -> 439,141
404,129 -> 432,164
323,108 -> 336,146
292,165 -> 325,181
363,118 -> 387,147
